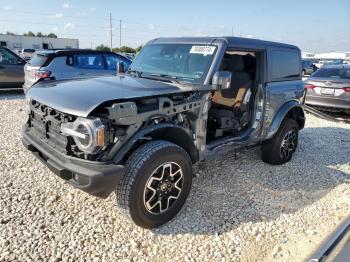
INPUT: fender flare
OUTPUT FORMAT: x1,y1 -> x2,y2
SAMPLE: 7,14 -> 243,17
112,123 -> 199,164
266,101 -> 305,140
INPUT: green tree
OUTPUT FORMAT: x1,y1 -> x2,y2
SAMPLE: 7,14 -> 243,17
24,31 -> 35,37
119,46 -> 136,53
36,32 -> 44,37
95,44 -> 110,51
112,47 -> 120,53
6,31 -> 15,35
135,45 -> 143,52
47,33 -> 58,38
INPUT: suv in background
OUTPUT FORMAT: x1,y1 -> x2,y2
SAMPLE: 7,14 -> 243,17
302,59 -> 316,76
23,37 -> 305,228
20,48 -> 36,61
0,46 -> 26,88
23,49 -> 132,93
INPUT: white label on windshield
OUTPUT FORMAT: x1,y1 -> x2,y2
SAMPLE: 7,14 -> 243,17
189,45 -> 216,56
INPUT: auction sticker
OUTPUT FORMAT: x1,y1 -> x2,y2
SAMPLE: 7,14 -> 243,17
189,45 -> 216,56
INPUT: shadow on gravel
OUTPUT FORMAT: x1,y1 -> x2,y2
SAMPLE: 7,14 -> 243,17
154,126 -> 350,236
0,89 -> 25,101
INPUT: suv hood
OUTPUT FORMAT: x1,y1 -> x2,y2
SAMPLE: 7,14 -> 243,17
27,75 -> 201,117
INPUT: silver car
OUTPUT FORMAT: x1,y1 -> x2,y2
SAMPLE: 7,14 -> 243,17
23,49 -> 132,93
305,64 -> 350,113
0,47 -> 26,88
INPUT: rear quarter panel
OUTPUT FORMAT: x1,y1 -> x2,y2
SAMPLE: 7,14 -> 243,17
263,80 -> 305,139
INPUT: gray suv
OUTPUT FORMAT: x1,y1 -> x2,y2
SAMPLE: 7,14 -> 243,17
23,49 -> 132,93
22,37 -> 305,228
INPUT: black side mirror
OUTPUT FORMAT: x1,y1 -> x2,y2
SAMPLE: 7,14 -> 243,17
117,62 -> 125,74
212,71 -> 232,90
17,59 -> 26,65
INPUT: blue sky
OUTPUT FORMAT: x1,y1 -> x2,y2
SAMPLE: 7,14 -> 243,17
0,0 -> 349,52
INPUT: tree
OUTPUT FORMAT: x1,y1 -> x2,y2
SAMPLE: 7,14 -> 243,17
95,44 -> 110,51
6,31 -> 15,35
135,45 -> 143,52
36,32 -> 44,37
119,46 -> 136,53
47,33 -> 58,38
24,31 -> 35,37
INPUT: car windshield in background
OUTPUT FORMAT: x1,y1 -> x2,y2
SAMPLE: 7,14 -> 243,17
129,44 -> 217,83
28,55 -> 49,67
312,67 -> 350,79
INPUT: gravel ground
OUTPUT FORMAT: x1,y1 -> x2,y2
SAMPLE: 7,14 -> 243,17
1,92 -> 350,261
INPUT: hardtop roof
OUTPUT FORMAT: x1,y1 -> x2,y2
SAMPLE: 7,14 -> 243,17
149,36 -> 300,51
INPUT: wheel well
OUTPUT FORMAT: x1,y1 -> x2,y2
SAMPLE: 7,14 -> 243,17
146,127 -> 199,164
285,106 -> 305,129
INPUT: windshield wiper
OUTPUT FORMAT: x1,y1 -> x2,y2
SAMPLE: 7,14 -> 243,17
148,73 -> 179,83
127,69 -> 143,77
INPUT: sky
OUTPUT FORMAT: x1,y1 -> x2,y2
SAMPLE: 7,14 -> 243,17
0,0 -> 349,52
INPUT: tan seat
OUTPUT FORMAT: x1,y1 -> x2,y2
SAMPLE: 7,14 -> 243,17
212,55 -> 252,111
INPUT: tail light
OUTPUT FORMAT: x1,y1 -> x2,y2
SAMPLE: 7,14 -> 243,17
35,70 -> 51,80
342,87 -> 350,93
304,84 -> 315,89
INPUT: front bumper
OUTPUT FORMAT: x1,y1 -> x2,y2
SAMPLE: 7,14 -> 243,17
22,131 -> 125,198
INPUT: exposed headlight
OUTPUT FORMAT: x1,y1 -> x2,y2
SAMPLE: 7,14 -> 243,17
60,117 -> 105,154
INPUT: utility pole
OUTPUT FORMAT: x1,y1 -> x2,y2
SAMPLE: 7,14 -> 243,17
109,12 -> 113,51
231,27 -> 234,37
119,19 -> 122,48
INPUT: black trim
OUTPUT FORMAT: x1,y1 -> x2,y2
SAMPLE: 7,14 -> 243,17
22,129 -> 125,199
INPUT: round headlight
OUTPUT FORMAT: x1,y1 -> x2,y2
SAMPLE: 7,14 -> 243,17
61,117 -> 105,154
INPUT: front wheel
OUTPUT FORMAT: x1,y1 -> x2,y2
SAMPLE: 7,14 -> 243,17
261,118 -> 299,165
116,140 -> 192,228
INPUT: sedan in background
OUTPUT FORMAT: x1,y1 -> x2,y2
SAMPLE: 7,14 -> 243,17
304,64 -> 350,113
23,49 -> 132,93
0,46 -> 26,88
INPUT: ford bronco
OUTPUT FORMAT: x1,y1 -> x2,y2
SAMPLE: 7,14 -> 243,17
23,37 -> 305,228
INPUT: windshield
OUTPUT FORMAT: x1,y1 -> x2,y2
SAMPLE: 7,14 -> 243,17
129,44 -> 217,83
312,67 -> 350,79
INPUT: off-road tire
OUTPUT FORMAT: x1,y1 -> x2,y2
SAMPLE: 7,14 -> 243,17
261,118 -> 299,165
116,140 -> 192,228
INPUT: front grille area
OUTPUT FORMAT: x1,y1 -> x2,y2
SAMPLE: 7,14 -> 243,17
28,100 -> 76,155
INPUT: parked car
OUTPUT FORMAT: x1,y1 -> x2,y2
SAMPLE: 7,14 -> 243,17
302,59 -> 316,76
22,37 -> 305,228
304,64 -> 350,113
0,46 -> 26,88
23,49 -> 132,93
20,48 -> 36,61
313,59 -> 344,69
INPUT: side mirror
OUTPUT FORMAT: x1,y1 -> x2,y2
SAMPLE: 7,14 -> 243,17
116,62 -> 125,74
17,59 -> 26,65
212,71 -> 232,90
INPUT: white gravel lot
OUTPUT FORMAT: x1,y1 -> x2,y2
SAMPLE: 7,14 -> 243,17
1,92 -> 350,262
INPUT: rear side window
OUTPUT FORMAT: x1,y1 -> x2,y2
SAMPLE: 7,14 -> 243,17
271,50 -> 300,80
74,54 -> 105,69
29,55 -> 50,67
312,68 -> 350,79
0,48 -> 20,64
104,54 -> 131,70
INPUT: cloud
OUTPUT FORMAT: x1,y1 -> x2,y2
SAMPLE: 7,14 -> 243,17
2,6 -> 12,11
53,26 -> 58,31
55,13 -> 64,18
64,22 -> 75,29
245,34 -> 253,38
89,7 -> 96,12
62,3 -> 72,9
148,24 -> 155,30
